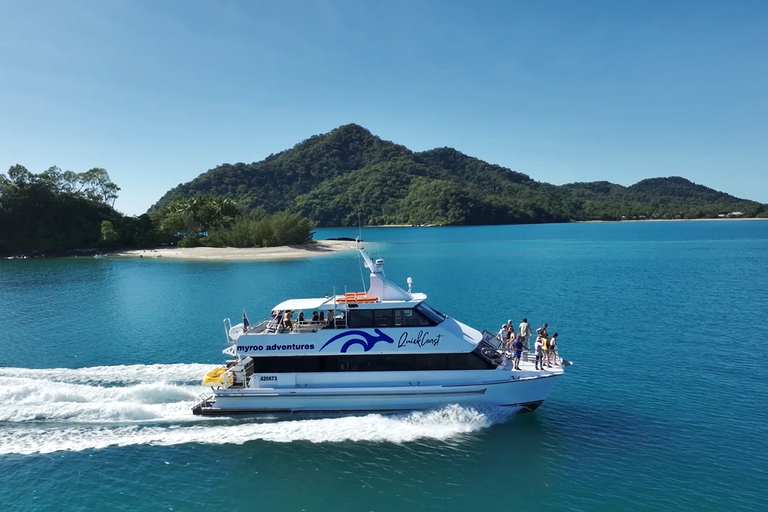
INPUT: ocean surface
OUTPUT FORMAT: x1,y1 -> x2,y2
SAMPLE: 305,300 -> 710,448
1,221 -> 767,511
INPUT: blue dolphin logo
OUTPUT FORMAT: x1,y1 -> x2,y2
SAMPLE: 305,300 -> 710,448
320,329 -> 395,353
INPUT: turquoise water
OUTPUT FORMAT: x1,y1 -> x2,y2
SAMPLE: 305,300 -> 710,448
1,221 -> 767,511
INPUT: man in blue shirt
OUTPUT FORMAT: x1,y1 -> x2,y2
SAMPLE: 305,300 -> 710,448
512,335 -> 524,370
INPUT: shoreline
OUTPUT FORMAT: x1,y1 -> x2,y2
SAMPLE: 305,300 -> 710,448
362,217 -> 768,228
576,217 -> 768,224
110,240 -> 357,261
5,218 -> 765,260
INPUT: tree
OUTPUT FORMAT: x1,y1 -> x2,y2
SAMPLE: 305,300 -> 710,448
101,220 -> 119,245
76,168 -> 120,207
6,164 -> 34,188
153,195 -> 241,242
0,164 -> 130,255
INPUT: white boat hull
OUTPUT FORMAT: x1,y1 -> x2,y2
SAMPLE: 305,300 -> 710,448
193,369 -> 562,415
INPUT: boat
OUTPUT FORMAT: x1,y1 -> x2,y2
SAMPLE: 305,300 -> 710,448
192,241 -> 568,416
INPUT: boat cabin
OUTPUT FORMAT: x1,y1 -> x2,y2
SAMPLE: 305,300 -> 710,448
261,296 -> 445,335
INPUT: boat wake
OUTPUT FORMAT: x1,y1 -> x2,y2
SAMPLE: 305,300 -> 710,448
0,364 -> 517,455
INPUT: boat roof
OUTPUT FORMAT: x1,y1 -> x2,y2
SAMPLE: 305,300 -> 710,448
272,298 -> 335,311
272,293 -> 428,312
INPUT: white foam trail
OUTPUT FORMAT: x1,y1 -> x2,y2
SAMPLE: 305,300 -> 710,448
0,364 -> 209,423
0,365 -> 517,455
0,363 -> 212,385
0,405 -> 509,455
0,379 -> 200,423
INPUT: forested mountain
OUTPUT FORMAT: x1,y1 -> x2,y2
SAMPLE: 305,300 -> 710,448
152,124 -> 766,225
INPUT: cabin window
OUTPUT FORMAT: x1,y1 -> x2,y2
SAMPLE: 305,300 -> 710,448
347,308 -> 437,328
403,308 -> 433,327
373,309 -> 393,327
248,352 -> 497,373
348,309 -> 373,328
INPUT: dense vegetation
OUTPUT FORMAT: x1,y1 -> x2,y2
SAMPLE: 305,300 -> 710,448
153,124 -> 767,226
208,209 -> 315,248
0,165 -> 158,255
154,195 -> 316,248
0,167 -> 316,256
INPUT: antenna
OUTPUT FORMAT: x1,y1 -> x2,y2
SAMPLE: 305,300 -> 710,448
358,212 -> 362,242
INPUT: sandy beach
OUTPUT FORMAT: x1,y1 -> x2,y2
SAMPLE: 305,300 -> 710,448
110,240 -> 357,261
577,217 -> 768,224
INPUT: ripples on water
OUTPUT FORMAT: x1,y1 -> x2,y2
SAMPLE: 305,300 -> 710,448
1,222 -> 767,511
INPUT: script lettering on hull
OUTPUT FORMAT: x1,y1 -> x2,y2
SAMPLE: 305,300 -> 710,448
398,330 -> 442,348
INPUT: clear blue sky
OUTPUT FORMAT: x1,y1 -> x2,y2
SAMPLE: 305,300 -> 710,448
2,0 -> 766,215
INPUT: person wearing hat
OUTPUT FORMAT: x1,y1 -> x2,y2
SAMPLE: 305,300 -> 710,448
498,324 -> 510,351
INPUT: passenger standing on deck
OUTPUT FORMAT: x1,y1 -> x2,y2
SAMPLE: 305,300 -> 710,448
498,324 -> 509,350
312,311 -> 319,322
283,310 -> 293,330
534,336 -> 544,370
506,320 -> 516,339
536,323 -> 549,338
506,321 -> 516,352
541,334 -> 550,367
512,335 -> 524,370
519,318 -> 533,349
549,333 -> 559,366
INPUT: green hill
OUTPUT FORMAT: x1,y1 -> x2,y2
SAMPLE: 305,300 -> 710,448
151,124 -> 766,225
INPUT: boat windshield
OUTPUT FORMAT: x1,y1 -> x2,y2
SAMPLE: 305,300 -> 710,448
416,303 -> 445,324
473,340 -> 503,367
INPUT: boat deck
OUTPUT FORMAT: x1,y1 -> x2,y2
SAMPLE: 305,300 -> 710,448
496,350 -> 566,372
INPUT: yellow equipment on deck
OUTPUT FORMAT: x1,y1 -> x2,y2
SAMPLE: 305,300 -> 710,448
202,367 -> 232,387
